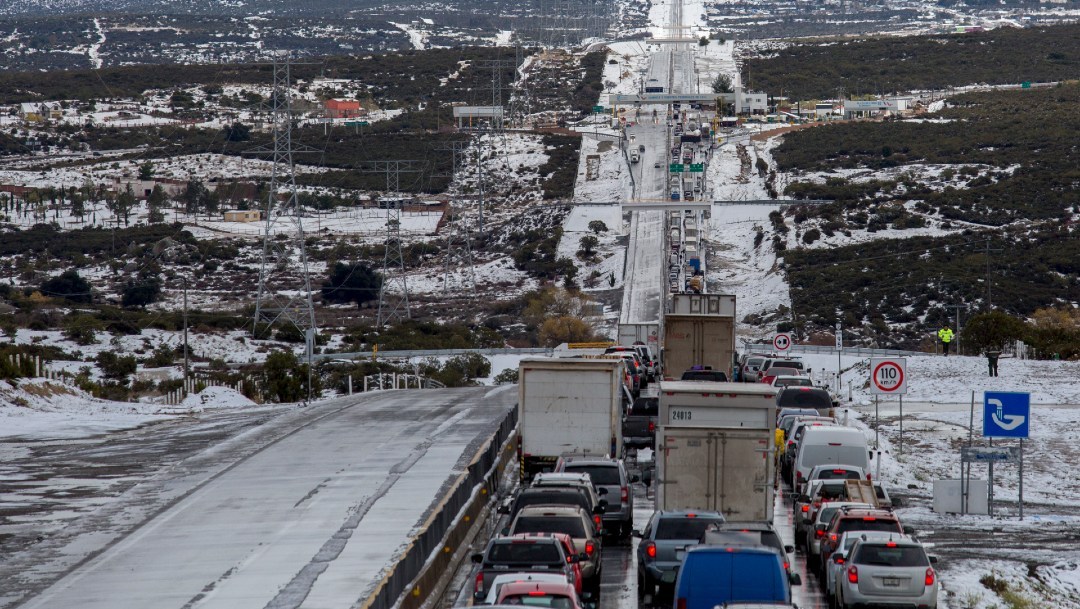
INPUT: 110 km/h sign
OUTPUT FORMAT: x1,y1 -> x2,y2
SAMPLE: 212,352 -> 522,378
870,357 -> 907,395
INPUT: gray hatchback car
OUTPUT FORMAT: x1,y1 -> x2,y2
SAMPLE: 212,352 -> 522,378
555,456 -> 638,539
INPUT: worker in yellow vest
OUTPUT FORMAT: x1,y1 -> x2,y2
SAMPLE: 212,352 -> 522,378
938,326 -> 955,356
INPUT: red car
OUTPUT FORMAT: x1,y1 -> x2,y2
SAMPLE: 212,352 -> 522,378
496,580 -> 584,609
760,366 -> 803,385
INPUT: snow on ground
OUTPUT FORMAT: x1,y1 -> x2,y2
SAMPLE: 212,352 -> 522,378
602,41 -> 653,98
179,385 -> 256,410
557,203 -> 627,292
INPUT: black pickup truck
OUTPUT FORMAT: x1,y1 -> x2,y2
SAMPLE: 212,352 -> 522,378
471,534 -> 580,601
622,396 -> 658,449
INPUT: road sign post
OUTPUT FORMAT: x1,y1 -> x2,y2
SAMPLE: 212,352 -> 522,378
835,323 -> 842,393
981,391 -> 1030,519
772,333 -> 791,352
870,358 -> 908,456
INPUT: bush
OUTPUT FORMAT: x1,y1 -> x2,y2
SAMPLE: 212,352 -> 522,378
96,352 -> 137,382
321,262 -> 383,307
493,368 -> 519,384
263,350 -> 320,402
122,276 -> 162,308
40,270 -> 92,304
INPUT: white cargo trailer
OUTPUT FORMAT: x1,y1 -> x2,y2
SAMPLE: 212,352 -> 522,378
656,425 -> 775,521
658,381 -> 777,428
517,357 -> 628,481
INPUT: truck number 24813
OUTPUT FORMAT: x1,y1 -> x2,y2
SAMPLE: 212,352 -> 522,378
671,409 -> 692,421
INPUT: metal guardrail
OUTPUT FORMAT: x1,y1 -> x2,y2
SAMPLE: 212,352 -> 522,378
314,347 -> 553,362
788,344 -> 926,357
362,406 -> 518,609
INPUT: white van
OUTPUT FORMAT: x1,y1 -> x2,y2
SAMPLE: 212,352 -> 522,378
794,427 -> 870,490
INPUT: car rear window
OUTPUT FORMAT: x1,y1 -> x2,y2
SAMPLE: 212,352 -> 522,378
655,517 -> 723,540
489,542 -> 563,564
853,544 -> 929,567
515,491 -> 588,513
778,388 -> 832,408
815,483 -> 848,501
836,518 -> 902,537
771,360 -> 804,370
775,378 -> 812,387
816,469 -> 863,481
631,398 -> 659,416
563,464 -> 621,486
767,367 -> 800,377
513,516 -> 587,538
705,530 -> 783,554
501,594 -> 575,608
681,370 -> 728,382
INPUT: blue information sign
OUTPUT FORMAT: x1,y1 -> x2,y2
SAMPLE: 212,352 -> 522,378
982,391 -> 1031,438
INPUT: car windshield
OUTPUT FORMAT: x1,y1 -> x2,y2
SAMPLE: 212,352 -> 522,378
656,517 -> 722,540
513,516 -> 587,538
489,542 -> 563,564
563,464 -> 621,486
853,544 -> 929,567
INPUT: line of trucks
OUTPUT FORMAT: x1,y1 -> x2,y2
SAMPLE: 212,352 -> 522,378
517,293 -> 774,521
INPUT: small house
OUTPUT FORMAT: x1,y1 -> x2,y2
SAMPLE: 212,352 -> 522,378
224,210 -> 262,223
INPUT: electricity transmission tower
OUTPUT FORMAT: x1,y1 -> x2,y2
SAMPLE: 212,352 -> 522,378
442,204 -> 477,297
474,58 -> 518,130
249,52 -> 319,400
357,161 -> 426,327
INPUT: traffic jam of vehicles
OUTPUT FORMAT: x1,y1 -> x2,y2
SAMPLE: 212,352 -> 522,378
460,94 -> 934,609
463,301 -> 938,609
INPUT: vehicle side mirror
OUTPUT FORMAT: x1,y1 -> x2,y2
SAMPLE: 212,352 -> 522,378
632,530 -> 644,538
833,553 -> 844,563
789,573 -> 802,586
784,545 -> 795,554
594,504 -> 606,514
903,525 -> 915,535
578,552 -> 589,562
497,504 -> 510,515
597,487 -> 609,495
630,474 -> 641,483
471,552 -> 484,564
929,555 -> 938,564
500,527 -> 510,536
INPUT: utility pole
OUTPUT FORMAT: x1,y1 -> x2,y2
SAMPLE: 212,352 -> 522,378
945,303 -> 965,355
984,238 -> 1002,310
183,277 -> 189,383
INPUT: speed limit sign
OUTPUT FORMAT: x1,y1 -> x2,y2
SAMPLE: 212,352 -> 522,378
870,357 -> 907,395
773,333 -> 791,352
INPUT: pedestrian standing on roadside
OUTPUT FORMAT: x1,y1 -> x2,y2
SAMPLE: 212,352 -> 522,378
986,349 -> 1001,377
938,325 -> 955,356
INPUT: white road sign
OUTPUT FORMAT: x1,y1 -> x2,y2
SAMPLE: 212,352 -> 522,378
870,357 -> 907,395
773,333 -> 791,352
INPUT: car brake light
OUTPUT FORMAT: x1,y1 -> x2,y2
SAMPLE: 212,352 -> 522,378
862,517 -> 877,521
867,473 -> 872,481
796,471 -> 804,481
648,421 -> 655,432
836,556 -> 845,565
677,598 -> 687,609
645,541 -> 657,559
475,571 -> 484,593
621,486 -> 629,502
686,513 -> 696,518
848,565 -> 859,584
529,591 -> 547,597
815,529 -> 825,538
594,515 -> 602,530
886,541 -> 897,547
925,568 -> 936,586
801,505 -> 809,513
783,561 -> 790,570
830,534 -> 838,542
833,469 -> 846,474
